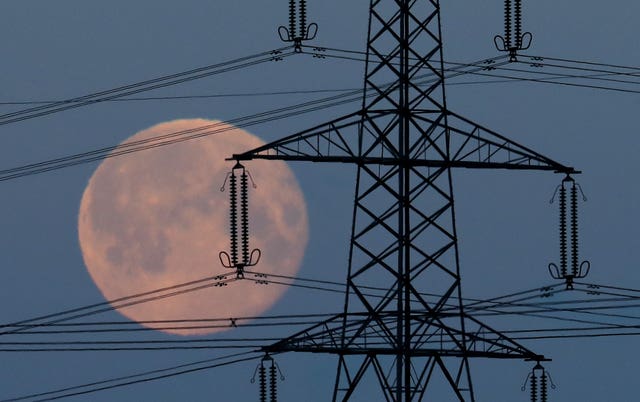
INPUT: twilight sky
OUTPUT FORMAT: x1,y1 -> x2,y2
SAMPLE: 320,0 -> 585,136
0,1 -> 639,401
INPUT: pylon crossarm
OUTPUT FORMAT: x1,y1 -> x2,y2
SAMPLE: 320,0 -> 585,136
231,110 -> 577,174
264,313 -> 346,353
444,111 -> 577,173
263,311 -> 540,359
462,314 -> 543,360
408,319 -> 538,359
265,313 -> 386,353
232,111 -> 362,162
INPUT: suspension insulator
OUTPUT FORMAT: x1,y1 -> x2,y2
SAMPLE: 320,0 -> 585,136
229,172 -> 239,266
504,0 -> 512,48
270,362 -> 278,402
259,363 -> 267,402
220,162 -> 260,272
559,184 -> 567,277
570,183 -> 579,277
288,0 -> 297,39
299,0 -> 308,39
530,371 -> 537,402
241,171 -> 250,264
514,0 -> 523,47
540,372 -> 548,402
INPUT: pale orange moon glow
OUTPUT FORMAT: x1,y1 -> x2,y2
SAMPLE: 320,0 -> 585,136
78,119 -> 308,335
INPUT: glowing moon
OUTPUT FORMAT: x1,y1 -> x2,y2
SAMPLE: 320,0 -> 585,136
78,119 -> 308,335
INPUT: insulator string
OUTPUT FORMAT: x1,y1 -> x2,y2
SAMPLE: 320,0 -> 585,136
259,362 -> 267,402
571,183 -> 579,277
229,171 -> 239,266
220,162 -> 260,272
530,369 -> 537,402
241,170 -> 250,264
540,371 -> 548,402
288,0 -> 297,40
515,0 -> 523,47
299,0 -> 308,39
559,184 -> 568,277
504,0 -> 512,48
269,361 -> 278,402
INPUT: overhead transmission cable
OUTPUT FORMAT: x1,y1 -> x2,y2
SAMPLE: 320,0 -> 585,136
6,266 -> 640,339
245,270 -> 640,327
522,53 -> 640,75
2,49 -> 640,184
0,53 -> 509,107
308,45 -> 640,95
313,44 -> 640,81
2,313 -> 337,336
244,269 -> 640,329
0,88 -> 360,106
0,272 -> 236,336
470,295 -> 640,320
0,55 -> 503,183
7,295 -> 639,336
0,351 -> 264,402
7,51 -> 640,106
5,322 -> 640,353
0,46 -> 295,126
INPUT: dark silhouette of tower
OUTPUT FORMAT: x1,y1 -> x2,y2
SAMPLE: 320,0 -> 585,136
233,1 -> 576,400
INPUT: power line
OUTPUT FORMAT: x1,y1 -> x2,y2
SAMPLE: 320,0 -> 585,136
0,351 -> 262,402
0,88 -> 360,106
1,50 -> 639,186
0,46 -> 295,127
244,270 -> 640,328
17,52 -> 632,108
34,353 -> 261,402
0,273 -> 236,336
7,267 -> 638,339
0,56 -> 501,183
576,281 -> 640,294
309,45 -> 640,95
2,314 -> 337,336
523,53 -> 640,73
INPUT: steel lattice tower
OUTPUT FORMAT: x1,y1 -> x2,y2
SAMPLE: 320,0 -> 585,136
234,1 -> 576,400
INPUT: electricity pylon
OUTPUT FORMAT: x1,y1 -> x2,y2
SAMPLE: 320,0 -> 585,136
233,1 -> 576,400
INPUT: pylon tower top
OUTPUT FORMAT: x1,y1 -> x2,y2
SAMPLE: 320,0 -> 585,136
231,1 -> 576,400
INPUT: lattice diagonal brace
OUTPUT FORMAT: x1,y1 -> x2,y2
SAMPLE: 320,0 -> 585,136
232,1 -> 576,401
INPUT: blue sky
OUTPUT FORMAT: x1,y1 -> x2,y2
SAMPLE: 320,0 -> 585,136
0,1 -> 639,401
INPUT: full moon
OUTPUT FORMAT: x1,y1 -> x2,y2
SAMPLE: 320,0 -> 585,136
78,119 -> 308,335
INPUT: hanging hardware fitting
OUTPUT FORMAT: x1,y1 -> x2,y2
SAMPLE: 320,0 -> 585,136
278,0 -> 318,52
494,0 -> 532,61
